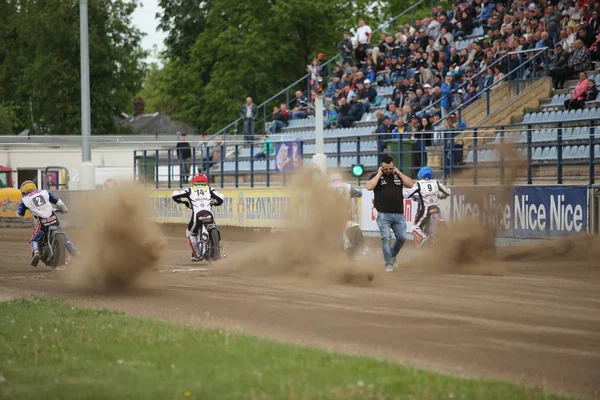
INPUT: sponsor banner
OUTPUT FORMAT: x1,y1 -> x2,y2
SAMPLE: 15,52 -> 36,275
0,188 -> 31,218
152,189 -> 297,228
274,141 -> 303,172
361,185 -> 588,238
451,185 -> 588,238
151,188 -> 359,229
360,189 -> 419,233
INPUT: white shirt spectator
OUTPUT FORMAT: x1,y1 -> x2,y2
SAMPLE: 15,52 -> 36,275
357,24 -> 372,44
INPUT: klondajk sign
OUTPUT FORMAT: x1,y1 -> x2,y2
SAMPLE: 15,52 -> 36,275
360,185 -> 588,238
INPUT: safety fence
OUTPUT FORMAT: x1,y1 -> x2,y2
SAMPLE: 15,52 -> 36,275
134,118 -> 600,189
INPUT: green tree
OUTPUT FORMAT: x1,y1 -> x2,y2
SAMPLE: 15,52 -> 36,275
0,0 -> 147,135
0,103 -> 19,135
136,62 -> 178,114
160,0 -> 371,133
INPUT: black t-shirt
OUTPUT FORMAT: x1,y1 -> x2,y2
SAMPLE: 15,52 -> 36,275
176,142 -> 192,159
369,172 -> 404,214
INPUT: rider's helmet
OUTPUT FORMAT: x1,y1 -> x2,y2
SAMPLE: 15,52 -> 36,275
417,166 -> 434,180
20,180 -> 37,195
328,172 -> 342,183
192,174 -> 209,188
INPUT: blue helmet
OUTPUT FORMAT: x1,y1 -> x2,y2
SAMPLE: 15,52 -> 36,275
417,166 -> 434,180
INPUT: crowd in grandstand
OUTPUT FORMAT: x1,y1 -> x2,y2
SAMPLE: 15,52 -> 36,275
266,0 -> 600,148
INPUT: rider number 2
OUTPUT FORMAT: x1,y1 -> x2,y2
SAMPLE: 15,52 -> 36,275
32,195 -> 46,207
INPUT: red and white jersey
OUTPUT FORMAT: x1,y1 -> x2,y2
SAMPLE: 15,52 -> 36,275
403,179 -> 450,209
171,186 -> 224,214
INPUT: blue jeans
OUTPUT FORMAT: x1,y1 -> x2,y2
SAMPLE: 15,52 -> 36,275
376,212 -> 406,265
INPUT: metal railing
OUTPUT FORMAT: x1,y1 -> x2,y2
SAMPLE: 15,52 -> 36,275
210,0 -> 438,139
134,117 -> 599,189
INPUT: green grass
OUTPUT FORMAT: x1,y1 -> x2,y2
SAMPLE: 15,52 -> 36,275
0,298 -> 577,400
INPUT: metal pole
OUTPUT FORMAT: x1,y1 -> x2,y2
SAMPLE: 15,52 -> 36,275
526,125 -> 532,184
557,123 -> 563,184
589,122 -> 595,186
499,127 -> 505,185
473,128 -> 478,185
312,95 -> 326,171
79,0 -> 94,190
80,0 -> 91,161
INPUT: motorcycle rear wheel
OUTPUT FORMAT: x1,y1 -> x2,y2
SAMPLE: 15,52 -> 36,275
51,234 -> 67,268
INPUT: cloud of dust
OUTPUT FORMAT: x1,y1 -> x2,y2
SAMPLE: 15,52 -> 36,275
400,140 -> 526,275
498,234 -> 600,264
224,168 -> 379,286
66,183 -> 166,291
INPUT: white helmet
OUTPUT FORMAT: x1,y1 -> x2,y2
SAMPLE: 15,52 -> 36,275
328,172 -> 342,183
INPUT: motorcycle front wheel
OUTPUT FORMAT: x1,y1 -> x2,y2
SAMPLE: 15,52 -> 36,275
207,228 -> 222,262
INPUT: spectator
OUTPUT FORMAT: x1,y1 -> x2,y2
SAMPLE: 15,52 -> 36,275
324,104 -> 338,129
357,18 -> 373,46
441,73 -> 457,117
196,135 -> 213,173
240,97 -> 258,143
365,154 -> 414,272
557,31 -> 571,52
385,102 -> 400,125
270,106 -> 289,134
588,10 -> 600,36
463,83 -> 479,107
338,95 -> 364,128
291,91 -> 309,119
586,79 -> 599,103
176,132 -> 192,183
578,27 -> 595,49
376,115 -> 393,152
307,58 -> 322,87
454,10 -> 474,40
362,79 -> 378,109
255,134 -> 273,160
337,31 -> 354,65
551,39 -> 591,89
564,72 -> 589,110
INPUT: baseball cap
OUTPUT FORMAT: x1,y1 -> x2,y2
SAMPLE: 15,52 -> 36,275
446,72 -> 454,77
364,79 -> 371,84
423,84 -> 432,89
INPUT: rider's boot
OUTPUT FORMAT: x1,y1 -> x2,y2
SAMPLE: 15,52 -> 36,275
188,235 -> 201,262
30,242 -> 41,267
66,238 -> 80,256
412,227 -> 428,248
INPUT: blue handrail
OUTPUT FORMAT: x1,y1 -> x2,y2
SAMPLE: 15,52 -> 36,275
135,115 -> 600,188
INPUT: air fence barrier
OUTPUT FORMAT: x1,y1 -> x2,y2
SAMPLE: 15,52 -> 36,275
1,185 -> 594,238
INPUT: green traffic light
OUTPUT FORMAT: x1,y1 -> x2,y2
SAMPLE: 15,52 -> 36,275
351,164 -> 364,177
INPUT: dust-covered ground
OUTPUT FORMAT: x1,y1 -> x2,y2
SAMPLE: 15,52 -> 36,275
1,224 -> 599,399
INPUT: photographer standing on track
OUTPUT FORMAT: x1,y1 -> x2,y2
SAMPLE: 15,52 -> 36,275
366,155 -> 413,272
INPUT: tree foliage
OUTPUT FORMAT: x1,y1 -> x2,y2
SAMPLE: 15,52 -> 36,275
152,0 -> 392,134
0,0 -> 147,135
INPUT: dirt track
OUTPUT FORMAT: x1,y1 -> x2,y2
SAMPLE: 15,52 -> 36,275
1,226 -> 599,399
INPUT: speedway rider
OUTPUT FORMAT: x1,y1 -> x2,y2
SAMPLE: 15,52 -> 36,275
17,180 -> 79,267
328,171 -> 366,255
171,174 -> 224,261
403,166 -> 451,247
